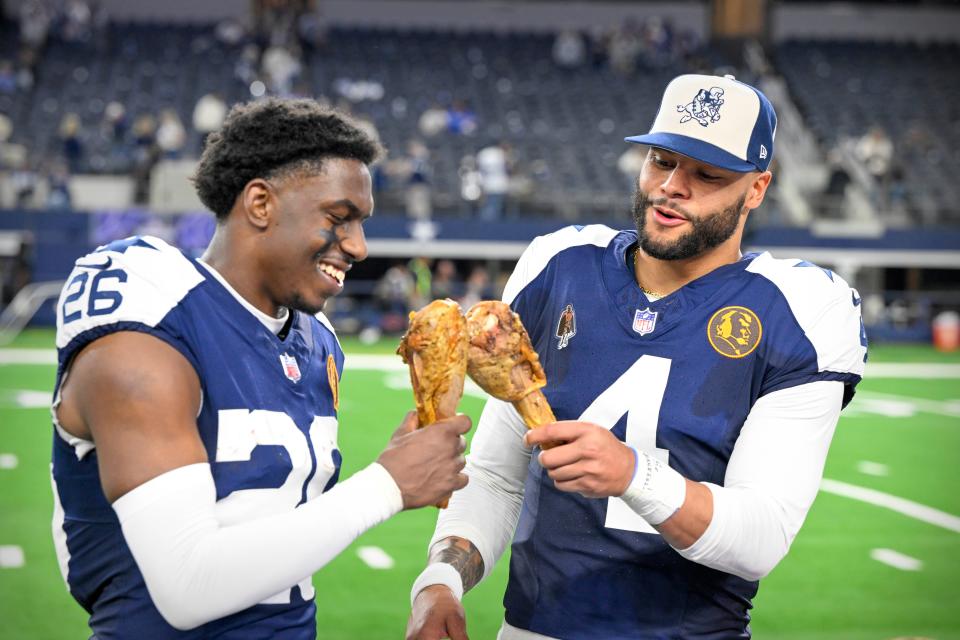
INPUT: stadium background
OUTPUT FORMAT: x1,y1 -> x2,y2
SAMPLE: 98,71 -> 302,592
0,0 -> 958,638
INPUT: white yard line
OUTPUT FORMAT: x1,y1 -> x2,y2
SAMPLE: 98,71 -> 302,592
870,548 -> 923,571
865,363 -> 960,378
821,478 -> 960,534
0,390 -> 52,409
0,349 -> 56,365
856,461 -> 889,477
852,391 -> 960,418
356,546 -> 395,570
0,546 -> 25,568
3,350 -> 959,378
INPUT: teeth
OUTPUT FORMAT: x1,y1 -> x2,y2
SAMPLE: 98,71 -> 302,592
319,263 -> 345,286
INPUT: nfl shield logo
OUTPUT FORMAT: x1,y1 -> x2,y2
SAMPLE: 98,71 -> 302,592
279,353 -> 302,383
632,308 -> 658,336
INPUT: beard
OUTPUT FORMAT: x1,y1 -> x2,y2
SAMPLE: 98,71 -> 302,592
631,189 -> 747,261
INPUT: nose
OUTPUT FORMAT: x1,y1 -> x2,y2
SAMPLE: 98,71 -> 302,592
660,166 -> 691,200
338,219 -> 368,263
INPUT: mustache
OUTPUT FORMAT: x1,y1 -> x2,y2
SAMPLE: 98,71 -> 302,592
636,192 -> 696,220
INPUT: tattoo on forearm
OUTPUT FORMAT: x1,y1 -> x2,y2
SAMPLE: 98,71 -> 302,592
429,536 -> 485,592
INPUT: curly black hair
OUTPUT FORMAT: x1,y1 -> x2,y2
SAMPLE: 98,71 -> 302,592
192,98 -> 385,220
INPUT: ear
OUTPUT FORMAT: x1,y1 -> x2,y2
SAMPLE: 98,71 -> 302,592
240,178 -> 273,230
744,171 -> 773,211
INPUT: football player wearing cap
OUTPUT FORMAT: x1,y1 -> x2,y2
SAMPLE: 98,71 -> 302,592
407,74 -> 867,639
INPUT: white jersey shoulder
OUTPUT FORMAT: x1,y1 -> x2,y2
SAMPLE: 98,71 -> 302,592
747,252 -> 866,377
502,225 -> 619,305
56,236 -> 206,349
314,311 -> 342,350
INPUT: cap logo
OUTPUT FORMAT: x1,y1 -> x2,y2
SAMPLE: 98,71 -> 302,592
677,87 -> 725,127
759,144 -> 768,160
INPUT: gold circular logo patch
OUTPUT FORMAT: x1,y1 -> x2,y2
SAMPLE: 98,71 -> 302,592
707,306 -> 762,358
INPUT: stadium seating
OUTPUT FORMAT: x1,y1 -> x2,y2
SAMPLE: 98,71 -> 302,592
775,39 -> 960,223
3,18 -> 959,224
1,20 -> 731,219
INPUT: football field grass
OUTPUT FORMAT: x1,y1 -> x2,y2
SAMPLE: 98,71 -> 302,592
1,330 -> 958,639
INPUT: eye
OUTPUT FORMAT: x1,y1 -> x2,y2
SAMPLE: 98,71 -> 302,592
652,156 -> 672,168
698,172 -> 720,181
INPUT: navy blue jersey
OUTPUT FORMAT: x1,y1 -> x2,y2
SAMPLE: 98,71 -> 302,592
500,225 -> 866,639
51,236 -> 344,639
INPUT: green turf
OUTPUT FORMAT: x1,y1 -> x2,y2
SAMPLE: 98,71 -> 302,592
1,331 -> 958,638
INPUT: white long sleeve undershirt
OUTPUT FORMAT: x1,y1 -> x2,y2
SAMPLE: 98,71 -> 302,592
113,461 -> 402,630
430,380 -> 844,583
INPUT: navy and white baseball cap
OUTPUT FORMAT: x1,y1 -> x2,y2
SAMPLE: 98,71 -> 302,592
625,74 -> 777,173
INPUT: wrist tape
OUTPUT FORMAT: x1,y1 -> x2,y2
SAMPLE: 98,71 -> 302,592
620,446 -> 687,525
410,562 -> 464,606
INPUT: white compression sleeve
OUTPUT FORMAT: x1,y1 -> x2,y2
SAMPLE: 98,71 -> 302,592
113,462 -> 402,630
428,398 -> 530,583
676,381 -> 844,581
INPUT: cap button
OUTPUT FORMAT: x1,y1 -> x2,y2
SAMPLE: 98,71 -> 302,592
724,74 -> 736,80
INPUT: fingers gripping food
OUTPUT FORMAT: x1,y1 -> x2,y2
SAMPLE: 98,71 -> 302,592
464,301 -> 557,431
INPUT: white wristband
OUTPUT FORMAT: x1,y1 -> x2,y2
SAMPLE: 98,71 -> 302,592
410,562 -> 464,606
620,446 -> 687,525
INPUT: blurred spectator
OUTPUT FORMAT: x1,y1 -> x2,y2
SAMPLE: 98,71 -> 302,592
102,101 -> 129,143
820,146 -> 852,218
608,19 -> 643,75
588,26 -> 611,69
856,125 -> 894,188
234,44 -> 261,86
59,113 -> 84,173
0,112 -> 11,146
19,0 -> 51,54
62,0 -> 93,44
15,47 -> 37,92
446,99 -> 477,136
1,238 -> 32,306
458,154 -> 482,215
46,160 -> 72,209
11,158 -> 38,208
375,261 -> 416,333
156,109 -> 187,159
552,29 -> 586,69
476,141 -> 510,221
408,256 -> 432,310
460,265 -> 493,310
418,102 -> 448,138
297,6 -> 328,53
257,0 -> 299,48
262,44 -> 302,96
193,92 -> 227,147
432,259 -> 461,301
392,139 -> 432,220
215,17 -> 248,47
0,60 -> 16,94
131,114 -> 159,203
642,16 -> 674,68
617,146 -> 645,192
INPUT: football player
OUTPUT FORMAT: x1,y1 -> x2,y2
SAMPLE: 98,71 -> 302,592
51,98 -> 470,638
407,75 -> 867,639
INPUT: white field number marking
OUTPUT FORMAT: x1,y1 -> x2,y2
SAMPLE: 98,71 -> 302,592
870,548 -> 922,571
856,460 -> 889,477
0,546 -> 25,568
357,546 -> 395,570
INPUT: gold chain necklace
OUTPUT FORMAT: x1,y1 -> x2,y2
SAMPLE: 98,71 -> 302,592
631,246 -> 665,298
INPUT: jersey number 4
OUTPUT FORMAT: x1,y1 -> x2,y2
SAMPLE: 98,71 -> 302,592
577,355 -> 672,535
